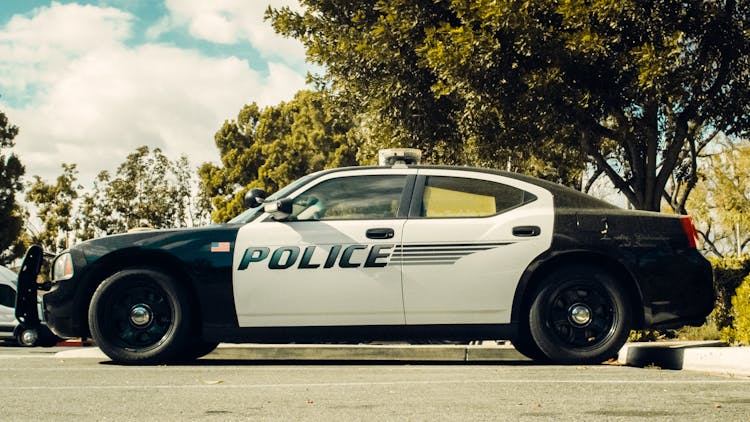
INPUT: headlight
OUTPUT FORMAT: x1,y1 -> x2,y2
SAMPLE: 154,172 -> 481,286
52,252 -> 74,280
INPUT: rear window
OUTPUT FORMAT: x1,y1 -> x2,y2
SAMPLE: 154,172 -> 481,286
418,176 -> 535,218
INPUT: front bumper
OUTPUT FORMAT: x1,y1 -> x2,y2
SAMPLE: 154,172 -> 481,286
40,279 -> 81,338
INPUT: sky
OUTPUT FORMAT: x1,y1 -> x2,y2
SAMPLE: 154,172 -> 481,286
0,0 -> 314,189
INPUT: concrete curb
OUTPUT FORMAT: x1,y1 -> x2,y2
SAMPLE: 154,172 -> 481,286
53,341 -> 750,377
209,343 -> 526,362
617,341 -> 750,377
54,343 -> 527,361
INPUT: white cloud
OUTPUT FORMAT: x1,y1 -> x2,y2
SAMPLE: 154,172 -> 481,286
0,2 -> 310,189
159,0 -> 308,66
0,2 -> 132,96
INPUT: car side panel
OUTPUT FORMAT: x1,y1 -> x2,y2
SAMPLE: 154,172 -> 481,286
511,209 -> 714,329
401,170 -> 554,324
42,226 -> 242,338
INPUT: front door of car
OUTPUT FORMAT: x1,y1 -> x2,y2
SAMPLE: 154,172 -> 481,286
401,169 -> 555,325
232,170 -> 416,327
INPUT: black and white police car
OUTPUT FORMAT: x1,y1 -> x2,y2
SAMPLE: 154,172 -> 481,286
17,149 -> 714,364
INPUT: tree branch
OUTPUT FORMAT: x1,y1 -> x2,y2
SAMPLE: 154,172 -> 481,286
584,166 -> 605,194
697,224 -> 723,258
656,29 -> 734,199
580,130 -> 637,206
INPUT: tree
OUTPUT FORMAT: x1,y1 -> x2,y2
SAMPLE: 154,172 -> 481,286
25,164 -> 80,254
77,170 -> 114,241
688,139 -> 750,257
200,90 -> 358,222
270,0 -> 750,211
270,1 -> 586,187
79,146 -> 194,237
0,108 -> 25,264
174,155 -> 211,228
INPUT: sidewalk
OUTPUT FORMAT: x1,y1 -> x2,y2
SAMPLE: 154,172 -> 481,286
54,341 -> 750,377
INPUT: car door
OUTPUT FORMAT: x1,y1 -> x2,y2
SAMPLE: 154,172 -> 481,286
232,169 -> 416,327
401,169 -> 554,325
0,279 -> 17,335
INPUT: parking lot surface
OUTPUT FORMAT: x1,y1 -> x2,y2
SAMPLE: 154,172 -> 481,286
1,345 -> 749,420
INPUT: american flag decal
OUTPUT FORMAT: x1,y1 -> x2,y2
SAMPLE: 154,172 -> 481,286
210,242 -> 231,253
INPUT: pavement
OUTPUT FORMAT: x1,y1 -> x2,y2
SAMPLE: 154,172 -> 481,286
53,340 -> 750,377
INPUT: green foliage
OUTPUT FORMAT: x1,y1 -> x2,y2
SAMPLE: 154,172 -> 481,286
721,274 -> 750,345
270,0 -> 750,211
77,146 -> 197,238
0,108 -> 25,265
200,90 -> 358,222
628,330 -> 664,343
709,255 -> 750,330
687,140 -> 750,257
673,321 -> 721,341
25,163 -> 80,254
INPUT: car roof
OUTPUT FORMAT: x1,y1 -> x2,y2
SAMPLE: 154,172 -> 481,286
0,265 -> 16,286
314,164 -> 619,210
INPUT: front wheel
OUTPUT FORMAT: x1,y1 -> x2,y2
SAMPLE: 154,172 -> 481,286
528,266 -> 631,365
88,268 -> 193,364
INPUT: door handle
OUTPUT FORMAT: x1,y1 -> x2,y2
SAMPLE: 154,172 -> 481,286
366,228 -> 395,239
513,225 -> 541,237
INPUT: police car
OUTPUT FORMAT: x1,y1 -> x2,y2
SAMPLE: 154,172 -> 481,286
17,149 -> 714,365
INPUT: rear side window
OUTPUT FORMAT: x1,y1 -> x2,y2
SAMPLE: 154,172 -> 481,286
418,176 -> 534,218
0,284 -> 15,308
290,175 -> 407,221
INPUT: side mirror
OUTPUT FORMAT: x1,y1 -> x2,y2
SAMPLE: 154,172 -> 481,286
264,198 -> 293,220
244,188 -> 268,209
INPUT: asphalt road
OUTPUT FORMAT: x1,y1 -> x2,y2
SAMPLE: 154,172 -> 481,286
1,345 -> 749,421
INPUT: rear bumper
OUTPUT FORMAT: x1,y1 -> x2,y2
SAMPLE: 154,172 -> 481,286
643,249 -> 714,328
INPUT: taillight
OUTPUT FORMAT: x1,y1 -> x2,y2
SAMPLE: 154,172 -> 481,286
680,216 -> 698,249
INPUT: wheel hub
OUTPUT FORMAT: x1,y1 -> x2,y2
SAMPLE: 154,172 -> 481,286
129,304 -> 154,327
568,303 -> 592,326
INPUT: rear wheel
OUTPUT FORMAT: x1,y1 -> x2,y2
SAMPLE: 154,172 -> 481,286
528,266 -> 631,364
88,268 -> 193,364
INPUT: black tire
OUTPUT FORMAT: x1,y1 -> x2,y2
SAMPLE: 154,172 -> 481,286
528,266 -> 631,365
181,340 -> 220,361
35,327 -> 62,347
88,268 -> 193,365
511,328 -> 549,362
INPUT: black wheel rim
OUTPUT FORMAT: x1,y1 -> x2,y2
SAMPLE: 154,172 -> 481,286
101,281 -> 173,351
544,282 -> 616,349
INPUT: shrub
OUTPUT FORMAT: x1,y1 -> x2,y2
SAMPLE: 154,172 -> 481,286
709,256 -> 750,329
673,321 -> 721,341
721,274 -> 750,345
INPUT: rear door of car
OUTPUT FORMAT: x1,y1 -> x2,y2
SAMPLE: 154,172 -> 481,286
0,276 -> 18,337
232,169 -> 417,327
400,169 -> 554,325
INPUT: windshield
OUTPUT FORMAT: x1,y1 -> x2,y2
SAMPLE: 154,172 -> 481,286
227,173 -> 318,224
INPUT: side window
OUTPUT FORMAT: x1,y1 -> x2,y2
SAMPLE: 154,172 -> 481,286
419,176 -> 533,218
290,175 -> 406,221
0,284 -> 15,308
